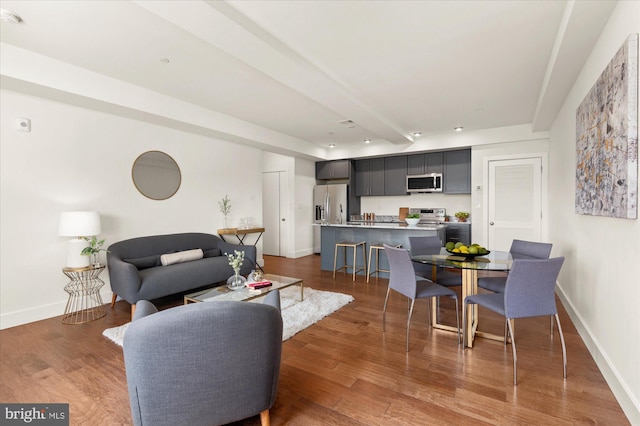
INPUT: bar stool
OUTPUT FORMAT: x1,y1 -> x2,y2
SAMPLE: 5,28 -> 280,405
367,242 -> 401,282
333,240 -> 367,281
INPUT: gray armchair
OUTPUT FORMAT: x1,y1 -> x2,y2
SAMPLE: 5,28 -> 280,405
123,291 -> 283,426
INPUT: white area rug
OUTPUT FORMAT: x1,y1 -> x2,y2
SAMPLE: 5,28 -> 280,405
103,286 -> 354,345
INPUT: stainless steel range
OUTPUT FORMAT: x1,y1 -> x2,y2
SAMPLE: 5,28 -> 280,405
408,208 -> 446,224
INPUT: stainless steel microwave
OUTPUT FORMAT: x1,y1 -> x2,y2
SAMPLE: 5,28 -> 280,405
406,173 -> 443,193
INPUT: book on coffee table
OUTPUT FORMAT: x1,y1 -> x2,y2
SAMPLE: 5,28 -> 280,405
246,281 -> 272,290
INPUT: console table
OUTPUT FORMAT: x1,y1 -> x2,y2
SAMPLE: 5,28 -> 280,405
61,265 -> 107,324
217,227 -> 265,245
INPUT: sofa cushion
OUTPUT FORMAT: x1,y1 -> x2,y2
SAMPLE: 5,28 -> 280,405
204,248 -> 222,258
160,249 -> 204,266
124,255 -> 161,270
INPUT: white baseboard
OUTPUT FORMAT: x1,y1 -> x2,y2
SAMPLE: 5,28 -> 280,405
290,248 -> 315,258
0,288 -> 113,330
556,286 -> 639,424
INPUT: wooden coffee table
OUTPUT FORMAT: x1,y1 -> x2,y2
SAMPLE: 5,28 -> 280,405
184,273 -> 303,304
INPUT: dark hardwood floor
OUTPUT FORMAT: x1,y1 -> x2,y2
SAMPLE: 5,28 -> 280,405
0,255 -> 629,425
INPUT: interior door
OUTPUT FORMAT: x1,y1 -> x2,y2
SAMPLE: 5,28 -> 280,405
262,171 -> 287,257
487,157 -> 543,250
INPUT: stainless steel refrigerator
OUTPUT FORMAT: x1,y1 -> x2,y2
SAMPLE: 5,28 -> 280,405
313,184 -> 348,253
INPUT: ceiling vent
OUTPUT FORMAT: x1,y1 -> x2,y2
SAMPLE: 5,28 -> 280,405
1,9 -> 22,23
338,119 -> 357,128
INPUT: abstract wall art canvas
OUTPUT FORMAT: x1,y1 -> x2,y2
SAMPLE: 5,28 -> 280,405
576,33 -> 638,219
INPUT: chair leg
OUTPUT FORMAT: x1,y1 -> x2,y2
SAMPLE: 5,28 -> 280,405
406,299 -> 415,352
382,287 -> 391,332
130,303 -> 136,320
352,245 -> 357,281
462,300 -> 467,348
555,313 -> 567,379
332,245 -> 339,278
506,318 -> 518,385
367,246 -> 373,283
453,296 -> 461,345
111,293 -> 117,307
260,409 -> 270,426
550,315 -> 554,336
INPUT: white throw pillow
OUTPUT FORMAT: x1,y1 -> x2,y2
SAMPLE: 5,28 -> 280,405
160,248 -> 204,266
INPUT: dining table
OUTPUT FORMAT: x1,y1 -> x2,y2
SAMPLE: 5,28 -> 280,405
411,248 -> 514,348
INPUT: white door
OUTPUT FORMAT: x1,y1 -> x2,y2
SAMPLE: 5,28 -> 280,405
262,171 -> 287,256
487,157 -> 543,250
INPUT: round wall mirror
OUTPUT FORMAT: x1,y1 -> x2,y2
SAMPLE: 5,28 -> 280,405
132,151 -> 181,200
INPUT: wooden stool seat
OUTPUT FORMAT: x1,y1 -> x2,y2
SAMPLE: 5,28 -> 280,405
367,243 -> 402,282
333,241 -> 367,281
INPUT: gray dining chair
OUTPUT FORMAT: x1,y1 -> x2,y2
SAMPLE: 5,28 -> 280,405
123,290 -> 283,426
383,244 -> 460,352
408,236 -> 462,287
478,239 -> 552,293
464,257 -> 566,385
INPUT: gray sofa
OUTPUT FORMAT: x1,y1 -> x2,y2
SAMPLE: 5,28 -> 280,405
107,233 -> 256,315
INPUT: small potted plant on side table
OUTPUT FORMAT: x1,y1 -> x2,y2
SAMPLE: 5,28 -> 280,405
219,194 -> 232,229
81,236 -> 109,267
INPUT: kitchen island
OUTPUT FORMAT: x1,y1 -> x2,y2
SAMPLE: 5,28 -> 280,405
320,222 -> 447,278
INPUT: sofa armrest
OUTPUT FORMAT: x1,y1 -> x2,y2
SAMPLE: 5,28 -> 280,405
263,289 -> 281,312
218,240 -> 257,274
107,255 -> 143,303
132,300 -> 159,321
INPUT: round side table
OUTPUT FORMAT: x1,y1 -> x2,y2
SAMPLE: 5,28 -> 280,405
62,265 -> 107,324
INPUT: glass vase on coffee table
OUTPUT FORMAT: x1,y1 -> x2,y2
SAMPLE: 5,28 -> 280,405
227,268 -> 247,290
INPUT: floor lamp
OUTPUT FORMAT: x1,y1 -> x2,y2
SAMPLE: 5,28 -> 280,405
58,211 -> 101,268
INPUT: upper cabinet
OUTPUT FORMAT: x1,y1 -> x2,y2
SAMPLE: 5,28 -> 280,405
444,149 -> 471,194
316,160 -> 351,180
351,148 -> 471,197
384,156 -> 408,195
355,158 -> 385,196
407,152 -> 443,175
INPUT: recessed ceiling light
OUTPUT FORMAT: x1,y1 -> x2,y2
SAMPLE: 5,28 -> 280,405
1,8 -> 22,23
475,108 -> 485,112
328,144 -> 336,148
454,127 -> 464,132
364,139 -> 371,144
412,132 -> 422,137
160,58 -> 170,63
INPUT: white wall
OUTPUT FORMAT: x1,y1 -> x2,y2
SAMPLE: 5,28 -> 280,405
0,89 -> 263,329
294,158 -> 316,258
548,2 -> 639,422
261,153 -> 316,259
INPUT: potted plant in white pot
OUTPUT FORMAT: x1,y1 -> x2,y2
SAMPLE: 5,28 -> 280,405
405,213 -> 420,226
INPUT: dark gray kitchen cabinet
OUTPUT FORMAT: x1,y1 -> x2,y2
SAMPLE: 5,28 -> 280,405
384,156 -> 407,195
445,223 -> 471,245
407,152 -> 443,175
316,160 -> 351,180
355,158 -> 385,196
444,149 -> 471,194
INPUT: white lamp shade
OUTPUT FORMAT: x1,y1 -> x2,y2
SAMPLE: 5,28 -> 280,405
58,211 -> 101,237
